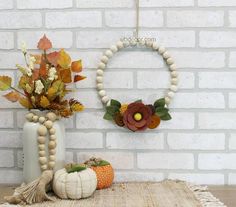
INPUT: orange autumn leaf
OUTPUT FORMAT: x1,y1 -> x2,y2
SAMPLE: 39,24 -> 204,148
39,61 -> 47,78
32,69 -> 39,80
40,96 -> 50,108
60,69 -> 72,83
57,49 -> 71,69
47,51 -> 59,66
19,97 -> 33,109
37,35 -> 52,50
74,75 -> 86,83
3,91 -> 20,102
71,60 -> 82,73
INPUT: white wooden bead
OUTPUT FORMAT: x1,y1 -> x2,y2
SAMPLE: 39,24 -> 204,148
165,97 -> 171,105
50,135 -> 56,140
39,116 -> 46,124
170,85 -> 178,92
171,71 -> 178,78
49,128 -> 56,135
44,120 -> 53,129
46,112 -> 57,122
123,40 -> 129,47
41,165 -> 47,171
39,157 -> 47,165
110,45 -> 118,53
102,96 -> 109,104
168,91 -> 175,98
98,90 -> 106,97
48,141 -> 56,149
101,55 -> 109,64
105,50 -> 113,58
37,136 -> 46,144
39,151 -> 46,157
116,41 -> 124,49
139,39 -> 145,46
167,58 -> 174,65
49,149 -> 56,155
98,62 -> 106,70
32,115 -> 38,122
37,125 -> 47,136
152,42 -> 159,50
48,162 -> 55,169
25,113 -> 34,122
38,144 -> 45,151
171,78 -> 178,85
130,40 -> 137,46
49,155 -> 56,161
146,40 -> 153,47
170,64 -> 177,71
96,76 -> 103,83
97,83 -> 104,90
163,51 -> 170,59
158,46 -> 166,54
96,69 -> 104,76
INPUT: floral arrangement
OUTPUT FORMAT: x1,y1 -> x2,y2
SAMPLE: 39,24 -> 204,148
0,35 -> 85,117
103,98 -> 171,132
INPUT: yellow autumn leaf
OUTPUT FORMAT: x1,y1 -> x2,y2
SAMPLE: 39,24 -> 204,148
57,49 -> 71,69
40,96 -> 50,108
0,76 -> 12,91
3,91 -> 20,102
19,97 -> 33,109
71,60 -> 82,73
47,87 -> 57,101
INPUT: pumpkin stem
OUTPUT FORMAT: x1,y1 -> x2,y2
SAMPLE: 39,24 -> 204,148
84,157 -> 110,167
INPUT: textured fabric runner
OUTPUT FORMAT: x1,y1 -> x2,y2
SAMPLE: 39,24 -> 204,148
30,180 -> 226,207
1,180 -> 226,207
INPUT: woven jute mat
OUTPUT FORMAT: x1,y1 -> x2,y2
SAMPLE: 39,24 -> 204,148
1,180 -> 227,207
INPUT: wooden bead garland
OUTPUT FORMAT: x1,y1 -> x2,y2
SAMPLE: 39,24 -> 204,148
96,39 -> 178,106
25,111 -> 59,171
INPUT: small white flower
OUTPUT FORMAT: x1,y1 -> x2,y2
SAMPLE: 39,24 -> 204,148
35,80 -> 44,95
21,42 -> 27,54
48,67 -> 57,81
29,56 -> 36,70
25,67 -> 32,76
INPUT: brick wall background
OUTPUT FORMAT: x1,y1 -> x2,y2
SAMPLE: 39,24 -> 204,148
0,0 -> 235,185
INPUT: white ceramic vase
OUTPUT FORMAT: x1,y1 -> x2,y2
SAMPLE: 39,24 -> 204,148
22,110 -> 66,183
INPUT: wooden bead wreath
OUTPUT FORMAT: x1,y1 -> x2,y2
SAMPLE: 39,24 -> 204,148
25,112 -> 58,171
96,39 -> 178,132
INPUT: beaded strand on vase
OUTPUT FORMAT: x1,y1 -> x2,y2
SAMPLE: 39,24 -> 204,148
25,112 -> 59,171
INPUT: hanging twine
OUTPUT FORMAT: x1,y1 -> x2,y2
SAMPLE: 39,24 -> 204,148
135,0 -> 140,40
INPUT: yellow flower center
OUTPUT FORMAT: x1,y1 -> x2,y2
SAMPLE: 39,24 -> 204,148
134,113 -> 142,121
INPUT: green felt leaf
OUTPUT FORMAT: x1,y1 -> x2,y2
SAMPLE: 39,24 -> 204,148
160,113 -> 172,121
154,98 -> 165,109
67,165 -> 86,173
103,112 -> 114,120
155,107 -> 169,117
134,99 -> 142,103
110,99 -> 121,108
106,105 -> 120,116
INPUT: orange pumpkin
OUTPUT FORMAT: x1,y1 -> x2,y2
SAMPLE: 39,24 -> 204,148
84,158 -> 114,190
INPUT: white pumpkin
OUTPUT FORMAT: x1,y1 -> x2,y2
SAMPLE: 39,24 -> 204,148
53,168 -> 97,199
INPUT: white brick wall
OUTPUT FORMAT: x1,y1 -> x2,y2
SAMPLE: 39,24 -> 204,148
0,0 -> 235,185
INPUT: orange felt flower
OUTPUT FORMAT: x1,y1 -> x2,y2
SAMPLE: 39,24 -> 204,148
148,115 -> 161,129
120,104 -> 128,115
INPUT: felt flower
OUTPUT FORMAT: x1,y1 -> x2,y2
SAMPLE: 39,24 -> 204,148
147,115 -> 161,129
123,102 -> 152,131
114,113 -> 124,127
120,104 -> 128,115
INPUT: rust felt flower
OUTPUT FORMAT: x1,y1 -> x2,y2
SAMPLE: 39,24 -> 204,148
123,102 -> 152,132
